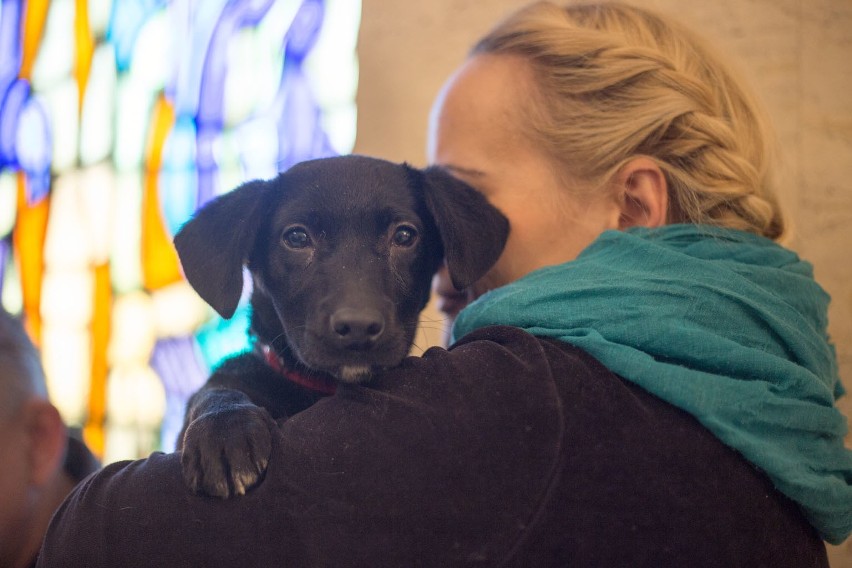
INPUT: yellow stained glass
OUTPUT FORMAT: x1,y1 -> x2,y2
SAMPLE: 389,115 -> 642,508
74,0 -> 95,113
141,96 -> 181,291
84,262 -> 111,458
19,0 -> 51,81
13,174 -> 49,343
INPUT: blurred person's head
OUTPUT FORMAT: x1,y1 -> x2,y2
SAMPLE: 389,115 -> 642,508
0,309 -> 76,568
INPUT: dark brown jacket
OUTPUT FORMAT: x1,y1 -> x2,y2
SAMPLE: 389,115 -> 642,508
38,326 -> 826,567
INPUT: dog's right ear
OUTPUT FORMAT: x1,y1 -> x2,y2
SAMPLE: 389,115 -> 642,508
174,180 -> 271,319
417,166 -> 510,289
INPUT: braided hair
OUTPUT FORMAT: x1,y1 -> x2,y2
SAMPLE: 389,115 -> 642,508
472,1 -> 786,241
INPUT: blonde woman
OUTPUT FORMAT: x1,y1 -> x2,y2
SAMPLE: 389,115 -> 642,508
432,0 -> 851,551
39,3 -> 849,566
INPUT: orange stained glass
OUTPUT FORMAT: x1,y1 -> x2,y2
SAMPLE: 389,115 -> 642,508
141,95 -> 183,291
12,173 -> 49,343
18,0 -> 50,80
74,0 -> 95,113
83,262 -> 111,459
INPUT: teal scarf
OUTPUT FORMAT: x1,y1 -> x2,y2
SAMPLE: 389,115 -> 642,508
454,224 -> 852,544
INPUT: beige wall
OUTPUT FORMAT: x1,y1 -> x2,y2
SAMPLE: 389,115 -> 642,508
355,1 -> 852,563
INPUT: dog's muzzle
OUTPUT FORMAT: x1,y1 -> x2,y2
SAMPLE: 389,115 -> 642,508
329,307 -> 385,351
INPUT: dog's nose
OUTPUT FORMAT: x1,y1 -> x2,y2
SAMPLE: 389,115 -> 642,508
330,308 -> 385,349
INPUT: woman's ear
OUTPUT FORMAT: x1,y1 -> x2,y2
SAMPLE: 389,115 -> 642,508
613,157 -> 668,229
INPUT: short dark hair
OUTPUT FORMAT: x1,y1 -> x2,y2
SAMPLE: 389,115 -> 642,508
0,309 -> 47,418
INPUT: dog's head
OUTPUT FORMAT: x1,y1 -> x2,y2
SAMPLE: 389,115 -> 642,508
174,155 -> 508,382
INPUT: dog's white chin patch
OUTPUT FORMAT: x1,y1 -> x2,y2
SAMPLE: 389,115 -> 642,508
338,366 -> 371,383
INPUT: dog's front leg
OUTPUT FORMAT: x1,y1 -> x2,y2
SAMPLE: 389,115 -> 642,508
179,387 -> 276,498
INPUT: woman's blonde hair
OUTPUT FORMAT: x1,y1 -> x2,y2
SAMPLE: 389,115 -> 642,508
473,1 -> 786,241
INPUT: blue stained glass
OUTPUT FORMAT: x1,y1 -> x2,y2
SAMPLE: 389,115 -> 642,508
194,128 -> 218,208
149,336 -> 209,451
275,68 -> 336,171
16,96 -> 52,202
0,0 -> 22,98
169,0 -> 231,116
107,0 -> 168,73
195,0 -> 276,206
0,78 -> 28,168
160,115 -> 198,234
160,164 -> 198,235
283,0 -> 323,63
236,117 -> 279,181
195,304 -> 252,371
198,0 -> 276,128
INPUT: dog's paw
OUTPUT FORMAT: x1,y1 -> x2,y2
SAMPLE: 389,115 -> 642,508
180,402 -> 275,498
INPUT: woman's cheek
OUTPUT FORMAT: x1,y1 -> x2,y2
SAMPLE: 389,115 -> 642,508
471,252 -> 513,298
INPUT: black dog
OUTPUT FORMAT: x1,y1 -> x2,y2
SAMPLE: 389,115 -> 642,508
174,155 -> 509,498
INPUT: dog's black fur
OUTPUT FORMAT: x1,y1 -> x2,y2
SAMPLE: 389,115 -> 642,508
174,155 -> 509,498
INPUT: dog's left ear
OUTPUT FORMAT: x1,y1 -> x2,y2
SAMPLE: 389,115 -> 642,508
418,166 -> 510,289
174,179 -> 271,319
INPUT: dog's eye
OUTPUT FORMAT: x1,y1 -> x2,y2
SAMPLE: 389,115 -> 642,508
282,227 -> 311,249
392,225 -> 418,247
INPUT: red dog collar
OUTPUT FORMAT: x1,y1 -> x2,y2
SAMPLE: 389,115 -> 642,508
260,345 -> 337,395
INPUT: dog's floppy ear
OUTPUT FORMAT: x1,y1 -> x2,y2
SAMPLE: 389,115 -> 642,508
174,180 -> 271,319
418,166 -> 509,289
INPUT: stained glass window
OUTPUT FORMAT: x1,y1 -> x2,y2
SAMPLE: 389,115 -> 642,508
0,0 -> 360,463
